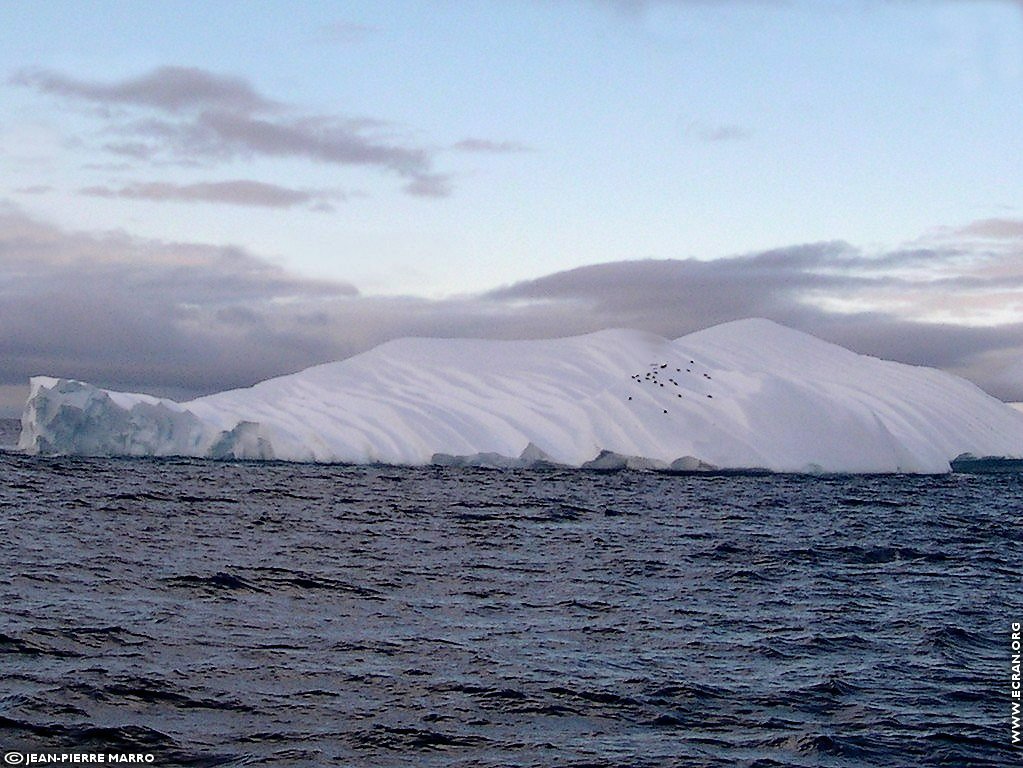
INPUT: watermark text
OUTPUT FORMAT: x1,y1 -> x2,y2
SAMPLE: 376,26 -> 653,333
1012,621 -> 1020,746
3,754 -> 154,765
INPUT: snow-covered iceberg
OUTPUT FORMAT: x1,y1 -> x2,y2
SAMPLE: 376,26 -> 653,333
17,319 -> 1023,473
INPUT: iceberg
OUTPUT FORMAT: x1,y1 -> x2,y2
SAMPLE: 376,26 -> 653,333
17,319 -> 1023,473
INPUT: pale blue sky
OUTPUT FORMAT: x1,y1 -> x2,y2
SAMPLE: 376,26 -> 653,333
2,0 -> 1020,296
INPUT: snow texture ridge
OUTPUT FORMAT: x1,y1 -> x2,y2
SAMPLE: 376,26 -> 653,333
18,319 -> 1023,473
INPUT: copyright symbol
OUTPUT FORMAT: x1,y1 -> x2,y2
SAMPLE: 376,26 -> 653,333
4,753 -> 24,765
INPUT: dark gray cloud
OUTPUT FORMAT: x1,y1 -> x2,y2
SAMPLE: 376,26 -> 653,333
12,66 -> 277,114
2,209 -> 1021,416
80,180 -> 343,211
14,66 -> 522,198
485,241 -> 955,332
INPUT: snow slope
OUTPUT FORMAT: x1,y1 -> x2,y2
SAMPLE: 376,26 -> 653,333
18,319 -> 1023,473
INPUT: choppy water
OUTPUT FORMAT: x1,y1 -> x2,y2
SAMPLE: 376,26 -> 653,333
1,422 -> 1021,767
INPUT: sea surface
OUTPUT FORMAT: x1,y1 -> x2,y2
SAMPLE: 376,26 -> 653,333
1,418 -> 1021,767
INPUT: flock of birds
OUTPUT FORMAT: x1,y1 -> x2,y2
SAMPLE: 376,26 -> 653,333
627,359 -> 716,414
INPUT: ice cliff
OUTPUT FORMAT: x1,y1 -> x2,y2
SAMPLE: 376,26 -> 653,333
18,319 -> 1023,473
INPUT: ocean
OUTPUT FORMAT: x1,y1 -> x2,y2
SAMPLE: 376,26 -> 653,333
1,418 -> 1020,767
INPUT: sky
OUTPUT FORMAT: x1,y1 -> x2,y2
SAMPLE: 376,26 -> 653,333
1,0 -> 1022,416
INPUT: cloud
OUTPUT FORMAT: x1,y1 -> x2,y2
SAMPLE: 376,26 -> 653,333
14,66 -> 527,199
12,66 -> 277,114
402,173 -> 453,198
682,121 -> 750,142
79,179 -> 343,211
102,141 -> 161,160
188,110 -> 429,174
953,218 -> 1023,240
2,209 -> 1022,417
452,139 -> 533,153
489,240 -> 1023,329
589,0 -> 783,16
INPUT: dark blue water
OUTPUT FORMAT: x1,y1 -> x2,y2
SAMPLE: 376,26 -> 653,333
1,422 -> 1021,766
